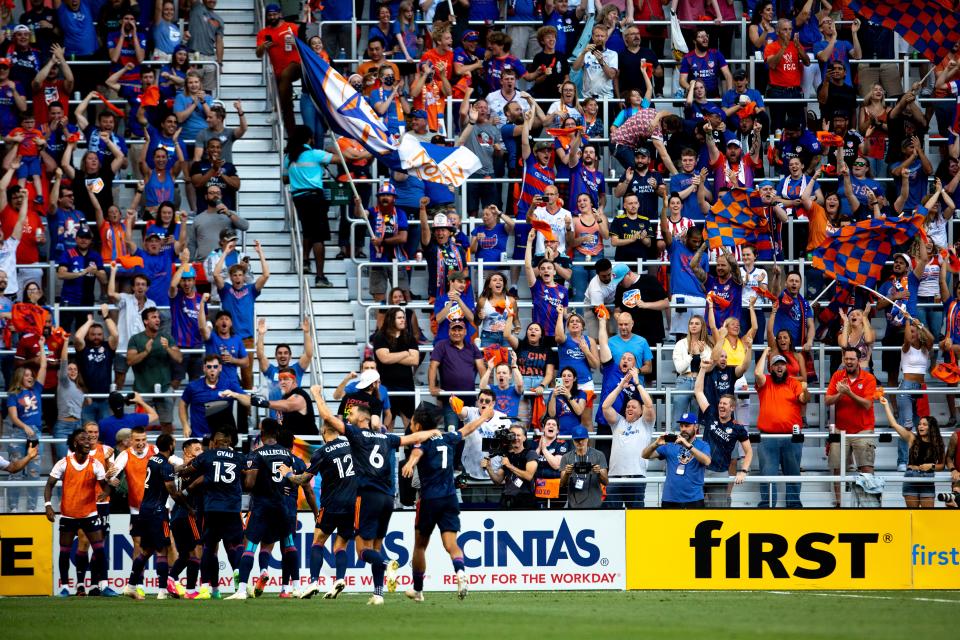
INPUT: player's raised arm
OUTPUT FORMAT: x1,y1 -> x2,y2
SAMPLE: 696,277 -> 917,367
310,384 -> 345,433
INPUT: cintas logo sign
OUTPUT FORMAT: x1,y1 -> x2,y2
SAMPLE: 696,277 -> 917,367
689,520 -> 879,579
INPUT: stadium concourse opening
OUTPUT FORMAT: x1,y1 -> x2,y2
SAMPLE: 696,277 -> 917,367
2,0 -> 960,613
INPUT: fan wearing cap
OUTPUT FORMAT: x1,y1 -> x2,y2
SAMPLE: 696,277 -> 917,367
125,218 -> 186,308
755,347 -> 809,509
178,354 -> 242,439
256,3 -> 301,134
557,425 -> 608,509
5,24 -> 40,97
452,30 -> 484,94
169,247 -> 207,385
98,391 -> 159,448
335,367 -> 386,428
355,182 -> 410,302
0,57 -> 27,136
704,121 -> 763,193
418,197 -> 467,302
774,119 -> 822,177
612,145 -> 664,226
56,225 -> 107,331
202,228 -> 249,300
721,69 -> 766,122
878,249 -> 929,387
332,358 -> 391,428
642,413 -> 712,508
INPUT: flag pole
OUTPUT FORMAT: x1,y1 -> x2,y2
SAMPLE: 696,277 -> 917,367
857,283 -> 908,318
809,280 -> 836,305
325,131 -> 375,238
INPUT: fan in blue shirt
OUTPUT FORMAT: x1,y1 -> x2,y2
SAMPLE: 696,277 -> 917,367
644,414 -> 712,506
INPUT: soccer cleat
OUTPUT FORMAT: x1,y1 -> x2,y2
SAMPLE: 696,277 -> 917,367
58,587 -> 71,598
278,591 -> 294,599
367,594 -> 384,606
123,585 -> 138,599
225,589 -> 248,600
157,591 -> 169,600
135,586 -> 146,601
211,590 -> 222,600
233,569 -> 240,587
76,585 -> 86,597
167,577 -> 186,599
299,582 -> 320,599
191,589 -> 211,600
457,570 -> 468,600
323,579 -> 346,599
254,573 -> 268,598
290,588 -> 302,598
385,559 -> 400,593
100,586 -> 120,597
405,589 -> 424,602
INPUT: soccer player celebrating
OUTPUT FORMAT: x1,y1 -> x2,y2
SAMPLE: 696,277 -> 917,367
178,428 -> 245,600
401,403 -> 493,602
123,434 -> 187,600
45,429 -> 110,597
282,390 -> 360,600
109,427 -> 158,561
74,422 -> 116,597
227,419 -> 296,600
305,384 -> 440,605
168,438 -> 204,598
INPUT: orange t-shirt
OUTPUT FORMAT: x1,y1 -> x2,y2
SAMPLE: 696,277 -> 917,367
54,454 -> 106,519
826,368 -> 877,434
116,444 -> 158,512
257,22 -> 302,75
764,40 -> 804,88
421,48 -> 454,81
756,375 -> 806,433
412,78 -> 447,134
805,202 -> 832,252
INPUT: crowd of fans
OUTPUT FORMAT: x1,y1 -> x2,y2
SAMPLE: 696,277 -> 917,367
3,0 -> 960,513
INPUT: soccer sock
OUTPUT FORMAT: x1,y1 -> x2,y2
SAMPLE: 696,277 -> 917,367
372,561 -> 385,596
186,557 -> 201,590
258,550 -> 271,574
229,544 -> 243,570
282,544 -> 298,586
452,556 -> 465,573
169,556 -> 188,580
334,549 -> 348,581
157,555 -> 169,589
310,543 -> 324,582
76,551 -> 89,588
413,571 -> 425,592
90,541 -> 106,585
130,554 -> 147,586
360,548 -> 383,566
200,545 -> 217,586
238,543 -> 256,584
59,546 -> 72,588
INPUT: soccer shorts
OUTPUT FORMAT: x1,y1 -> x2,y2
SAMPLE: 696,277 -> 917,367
355,489 -> 393,541
140,513 -> 171,550
316,507 -> 355,540
415,494 -> 461,536
59,516 -> 103,536
203,511 -> 244,547
244,504 -> 292,545
171,515 -> 202,553
129,513 -> 146,538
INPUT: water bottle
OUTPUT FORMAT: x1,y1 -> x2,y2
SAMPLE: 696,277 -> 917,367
792,424 -> 800,435
337,47 -> 346,61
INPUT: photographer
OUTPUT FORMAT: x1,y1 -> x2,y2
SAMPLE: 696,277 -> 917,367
98,390 -> 159,448
642,413 -> 712,508
482,425 -> 539,509
559,426 -> 608,509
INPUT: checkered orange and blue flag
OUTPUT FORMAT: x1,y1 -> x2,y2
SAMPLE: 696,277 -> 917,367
849,0 -> 959,63
705,188 -> 770,250
811,215 -> 925,288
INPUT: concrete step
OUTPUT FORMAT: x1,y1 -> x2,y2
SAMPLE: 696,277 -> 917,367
221,73 -> 268,87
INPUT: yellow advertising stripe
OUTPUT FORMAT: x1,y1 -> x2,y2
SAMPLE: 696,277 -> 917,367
0,514 -> 53,596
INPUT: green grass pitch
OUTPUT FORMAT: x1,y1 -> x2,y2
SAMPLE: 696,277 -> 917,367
1,591 -> 957,639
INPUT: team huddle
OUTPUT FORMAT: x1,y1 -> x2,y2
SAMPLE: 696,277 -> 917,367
45,385 -> 493,603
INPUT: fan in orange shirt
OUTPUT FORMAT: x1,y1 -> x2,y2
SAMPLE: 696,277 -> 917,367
256,3 -> 303,135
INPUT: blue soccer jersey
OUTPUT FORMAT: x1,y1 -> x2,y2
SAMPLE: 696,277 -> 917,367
414,431 -> 463,500
192,448 -> 244,512
140,455 -> 173,516
343,424 -> 401,495
307,436 -> 358,513
248,445 -> 294,509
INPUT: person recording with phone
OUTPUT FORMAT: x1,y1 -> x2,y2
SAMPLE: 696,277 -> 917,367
571,24 -> 618,99
482,424 -> 539,509
559,426 -> 608,509
642,413 -> 712,508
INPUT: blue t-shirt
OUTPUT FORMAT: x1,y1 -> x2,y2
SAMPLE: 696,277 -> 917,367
491,385 -> 523,418
838,175 -> 882,218
217,283 -> 259,340
433,292 -> 477,343
173,92 -> 216,140
471,224 -> 509,263
778,131 -> 822,175
180,376 -> 243,438
668,242 -> 708,298
813,39 -> 854,85
343,423 -> 402,495
57,248 -> 104,305
544,9 -> 579,56
8,382 -> 44,431
889,158 -> 926,211
657,439 -> 711,503
568,162 -> 605,209
367,88 -> 404,135
705,275 -> 743,327
670,172 -> 703,221
414,431 -> 463,500
393,174 -> 425,210
54,208 -> 88,254
192,447 -> 245,512
701,416 -> 749,472
98,412 -> 150,448
153,20 -> 184,55
307,435 -> 357,513
679,50 -> 728,95
78,344 -> 115,394
772,290 -> 813,346
608,334 -> 653,385
58,0 -> 98,56
548,389 -> 589,437
594,359 -> 642,426
136,247 -> 176,307
205,333 -> 248,383
145,124 -> 188,170
507,0 -> 538,21
558,335 -> 594,385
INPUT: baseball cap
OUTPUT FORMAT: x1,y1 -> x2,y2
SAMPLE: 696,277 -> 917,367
703,104 -> 725,117
676,412 -> 698,426
756,179 -> 776,189
894,252 -> 913,267
832,108 -> 849,119
610,263 -> 631,286
634,146 -> 651,157
0,58 -> 10,68
265,3 -> 282,12
431,213 -> 456,230
726,138 -> 742,148
12,25 -> 30,34
220,228 -> 238,241
732,69 -> 747,80
448,319 -> 466,329
770,354 -> 788,365
181,265 -> 197,279
534,141 -> 553,152
75,227 -> 94,239
411,109 -> 428,119
108,391 -> 127,413
355,369 -> 381,390
462,30 -> 479,42
571,425 -> 590,441
144,230 -> 162,240
377,181 -> 397,196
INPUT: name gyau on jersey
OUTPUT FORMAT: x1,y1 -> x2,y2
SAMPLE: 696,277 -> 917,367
194,448 -> 244,512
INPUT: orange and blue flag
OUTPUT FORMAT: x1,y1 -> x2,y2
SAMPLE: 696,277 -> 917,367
811,215 -> 924,288
705,188 -> 771,250
849,1 -> 959,63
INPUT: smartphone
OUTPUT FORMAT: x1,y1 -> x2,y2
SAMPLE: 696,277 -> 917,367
663,434 -> 678,443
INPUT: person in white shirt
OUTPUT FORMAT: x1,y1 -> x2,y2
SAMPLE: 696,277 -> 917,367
582,259 -> 630,339
0,187 -> 27,297
572,24 -> 618,99
107,268 -> 157,388
738,244 -> 768,340
486,68 -> 547,126
601,372 -> 654,508
457,390 -> 512,479
531,185 -> 574,257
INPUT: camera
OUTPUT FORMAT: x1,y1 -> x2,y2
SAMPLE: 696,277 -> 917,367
572,461 -> 593,474
663,434 -> 678,443
125,392 -> 136,405
481,426 -> 516,457
936,491 -> 959,504
27,438 -> 40,449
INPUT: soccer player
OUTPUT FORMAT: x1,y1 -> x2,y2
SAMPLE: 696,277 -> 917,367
168,438 -> 204,598
227,419 -> 296,600
108,426 -> 158,560
73,422 -> 116,596
45,429 -> 109,597
123,434 -> 187,600
282,394 -> 360,600
402,403 -> 493,602
178,428 -> 245,600
307,384 -> 439,605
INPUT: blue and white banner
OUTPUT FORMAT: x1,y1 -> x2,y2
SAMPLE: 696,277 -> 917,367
399,136 -> 483,189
